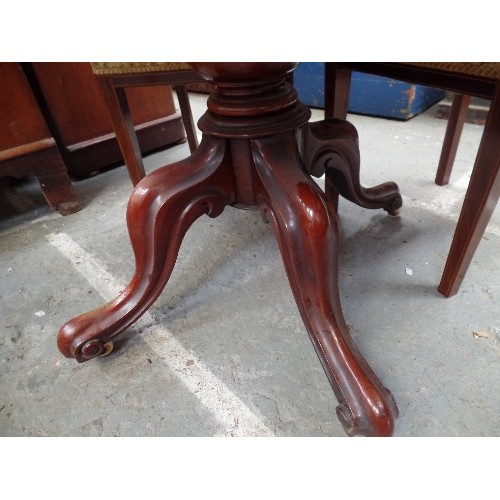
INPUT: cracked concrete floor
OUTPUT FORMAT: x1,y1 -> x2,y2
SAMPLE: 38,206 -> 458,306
0,92 -> 499,438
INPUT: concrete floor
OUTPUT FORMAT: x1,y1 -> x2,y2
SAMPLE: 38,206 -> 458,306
1,92 -> 499,437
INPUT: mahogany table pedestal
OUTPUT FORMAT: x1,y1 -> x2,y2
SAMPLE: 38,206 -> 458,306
58,63 -> 402,437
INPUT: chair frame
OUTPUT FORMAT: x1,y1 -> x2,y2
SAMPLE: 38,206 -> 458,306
325,62 -> 500,298
94,69 -> 206,186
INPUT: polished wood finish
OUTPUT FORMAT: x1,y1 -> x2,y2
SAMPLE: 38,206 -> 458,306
328,63 -> 496,99
252,131 -> 398,436
325,64 -> 351,120
93,69 -> 204,186
27,63 -> 186,178
58,63 -> 401,436
325,63 -> 500,297
174,85 -> 199,153
0,63 -> 79,215
438,88 -> 500,297
300,119 -> 402,216
435,94 -> 472,186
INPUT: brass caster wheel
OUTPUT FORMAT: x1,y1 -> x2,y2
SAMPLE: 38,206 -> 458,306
100,341 -> 114,357
336,403 -> 355,437
384,195 -> 403,217
80,339 -> 114,361
386,207 -> 401,217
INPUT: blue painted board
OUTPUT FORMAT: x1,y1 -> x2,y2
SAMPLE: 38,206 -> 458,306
294,62 -> 445,120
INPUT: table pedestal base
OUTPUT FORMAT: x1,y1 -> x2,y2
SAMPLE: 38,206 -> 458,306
57,63 -> 401,436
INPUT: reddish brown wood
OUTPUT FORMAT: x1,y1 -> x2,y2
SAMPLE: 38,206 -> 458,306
0,63 -> 79,216
27,63 -> 186,177
0,63 -> 50,150
174,84 -> 199,153
325,64 -> 351,120
438,89 -> 500,297
58,63 -> 399,436
95,76 -> 146,186
435,93 -> 472,186
92,71 -> 204,185
252,131 -> 398,436
329,62 -> 495,99
301,119 -> 402,215
30,63 -> 177,144
322,67 -> 402,215
325,63 -> 499,297
57,136 -> 237,360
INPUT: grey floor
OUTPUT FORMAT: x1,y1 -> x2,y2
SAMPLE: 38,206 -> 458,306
1,92 -> 499,437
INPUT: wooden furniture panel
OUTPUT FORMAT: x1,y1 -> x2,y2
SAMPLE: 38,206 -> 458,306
0,63 -> 52,150
0,63 -> 79,215
27,63 -> 186,177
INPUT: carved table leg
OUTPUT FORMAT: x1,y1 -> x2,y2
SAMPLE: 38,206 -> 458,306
253,132 -> 399,436
301,119 -> 403,216
57,136 -> 236,362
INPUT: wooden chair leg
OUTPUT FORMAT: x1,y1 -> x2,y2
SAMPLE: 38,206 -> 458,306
96,76 -> 146,186
324,64 -> 353,210
325,63 -> 352,120
435,94 -> 472,186
174,85 -> 199,153
438,89 -> 500,297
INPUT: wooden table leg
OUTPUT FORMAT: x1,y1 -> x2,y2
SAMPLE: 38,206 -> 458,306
253,132 -> 398,436
57,136 -> 236,361
301,119 -> 402,216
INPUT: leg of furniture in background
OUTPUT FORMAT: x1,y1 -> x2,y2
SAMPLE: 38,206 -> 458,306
174,85 -> 199,153
0,140 -> 80,216
95,76 -> 146,186
323,63 -> 352,210
438,88 -> 500,297
324,63 -> 351,120
435,93 -> 472,186
34,147 -> 80,215
324,64 -> 472,188
0,63 -> 80,216
324,62 -> 500,297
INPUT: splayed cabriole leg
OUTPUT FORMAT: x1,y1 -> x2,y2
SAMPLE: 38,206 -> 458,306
253,132 -> 398,436
301,119 -> 402,216
57,136 -> 236,362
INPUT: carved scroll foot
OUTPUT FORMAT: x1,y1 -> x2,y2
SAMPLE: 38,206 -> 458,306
57,136 -> 236,362
301,119 -> 402,216
253,132 -> 398,436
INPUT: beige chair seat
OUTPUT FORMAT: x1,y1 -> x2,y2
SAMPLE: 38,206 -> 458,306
91,62 -> 193,75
